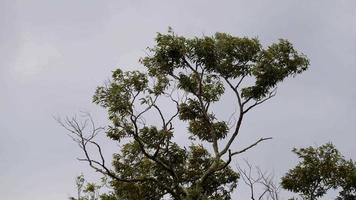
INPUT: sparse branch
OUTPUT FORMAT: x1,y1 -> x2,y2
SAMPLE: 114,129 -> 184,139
227,105 -> 239,129
236,74 -> 247,89
166,100 -> 180,128
216,150 -> 233,172
152,104 -> 166,127
59,114 -> 182,199
223,77 -> 243,112
135,95 -> 158,120
57,115 -> 154,184
231,137 -> 272,156
242,97 -> 253,107
221,80 -> 276,160
163,82 -> 182,128
220,77 -> 244,157
258,169 -> 281,200
243,90 -> 276,114
237,160 -> 258,200
129,91 -> 142,115
237,160 -> 281,200
88,140 -> 106,167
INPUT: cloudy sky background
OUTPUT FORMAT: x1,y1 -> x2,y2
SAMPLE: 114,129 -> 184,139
1,0 -> 355,199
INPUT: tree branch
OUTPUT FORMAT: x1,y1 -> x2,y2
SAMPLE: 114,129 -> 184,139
231,137 -> 272,156
220,77 -> 244,157
243,91 -> 276,114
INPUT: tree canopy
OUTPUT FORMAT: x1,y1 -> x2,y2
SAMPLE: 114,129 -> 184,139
281,143 -> 356,200
61,30 -> 309,200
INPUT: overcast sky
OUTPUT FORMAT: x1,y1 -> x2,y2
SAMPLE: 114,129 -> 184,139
1,0 -> 355,199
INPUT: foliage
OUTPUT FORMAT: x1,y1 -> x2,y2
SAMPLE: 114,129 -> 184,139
281,143 -> 356,200
62,30 -> 309,200
335,159 -> 356,200
69,175 -> 117,200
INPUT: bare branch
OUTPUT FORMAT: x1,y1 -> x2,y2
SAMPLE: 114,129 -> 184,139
57,115 -> 158,185
243,89 -> 277,114
165,92 -> 180,128
236,74 -> 247,89
257,168 -> 281,200
237,160 -> 257,200
220,77 -> 244,157
236,160 -> 281,200
153,104 -> 166,127
231,137 -> 273,156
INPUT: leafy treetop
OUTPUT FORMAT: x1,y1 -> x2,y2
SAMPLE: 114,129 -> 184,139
281,143 -> 356,200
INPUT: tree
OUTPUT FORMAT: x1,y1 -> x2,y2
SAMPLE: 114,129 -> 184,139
60,30 -> 309,200
281,143 -> 356,200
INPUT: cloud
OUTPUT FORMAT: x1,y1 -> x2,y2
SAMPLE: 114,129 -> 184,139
11,32 -> 62,80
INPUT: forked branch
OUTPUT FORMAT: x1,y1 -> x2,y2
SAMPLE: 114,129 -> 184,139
237,159 -> 281,200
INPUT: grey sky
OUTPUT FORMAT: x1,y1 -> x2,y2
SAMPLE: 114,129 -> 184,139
1,0 -> 355,199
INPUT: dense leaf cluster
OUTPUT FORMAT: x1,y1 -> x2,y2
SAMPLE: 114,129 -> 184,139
282,143 -> 356,200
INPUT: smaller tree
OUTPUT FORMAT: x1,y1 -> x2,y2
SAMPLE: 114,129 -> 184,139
281,143 -> 356,200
